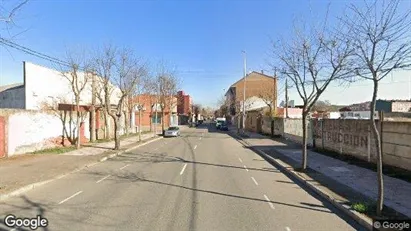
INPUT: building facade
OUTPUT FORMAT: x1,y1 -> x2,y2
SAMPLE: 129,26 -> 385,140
376,99 -> 411,113
225,71 -> 278,127
131,94 -> 178,131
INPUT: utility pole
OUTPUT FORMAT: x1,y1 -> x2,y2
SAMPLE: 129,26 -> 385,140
285,76 -> 289,118
242,50 -> 247,134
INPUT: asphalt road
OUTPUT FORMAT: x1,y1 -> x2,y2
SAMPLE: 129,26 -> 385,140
0,122 -> 365,231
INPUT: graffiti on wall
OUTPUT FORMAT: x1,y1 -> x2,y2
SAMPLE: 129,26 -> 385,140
313,119 -> 369,148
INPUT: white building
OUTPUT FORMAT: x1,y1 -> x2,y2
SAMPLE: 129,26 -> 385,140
0,62 -> 122,110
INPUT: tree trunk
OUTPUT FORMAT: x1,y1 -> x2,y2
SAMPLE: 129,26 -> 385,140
139,109 -> 142,141
90,107 -> 96,142
76,99 -> 81,149
125,110 -> 130,136
114,116 -> 120,150
370,79 -> 384,216
301,111 -> 308,171
161,110 -> 165,133
103,110 -> 109,139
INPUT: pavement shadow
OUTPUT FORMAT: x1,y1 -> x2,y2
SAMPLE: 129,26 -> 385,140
81,170 -> 334,215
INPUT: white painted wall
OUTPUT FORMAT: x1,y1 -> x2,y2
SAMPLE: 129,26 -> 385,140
24,62 -> 121,110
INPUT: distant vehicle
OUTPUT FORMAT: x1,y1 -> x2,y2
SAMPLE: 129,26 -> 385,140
164,126 -> 180,137
219,122 -> 229,131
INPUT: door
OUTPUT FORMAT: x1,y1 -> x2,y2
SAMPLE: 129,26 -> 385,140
0,116 -> 6,158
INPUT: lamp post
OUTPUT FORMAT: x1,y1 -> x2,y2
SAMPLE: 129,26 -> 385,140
242,50 -> 247,134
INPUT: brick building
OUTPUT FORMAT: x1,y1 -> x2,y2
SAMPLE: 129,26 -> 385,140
176,90 -> 192,125
225,71 -> 278,127
132,94 -> 178,131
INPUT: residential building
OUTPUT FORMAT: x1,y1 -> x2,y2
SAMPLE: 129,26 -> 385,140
131,94 -> 178,132
225,71 -> 278,127
176,90 -> 192,125
276,107 -> 303,118
376,99 -> 411,112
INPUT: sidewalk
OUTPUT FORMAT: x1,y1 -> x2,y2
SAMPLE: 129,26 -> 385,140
0,132 -> 159,200
227,127 -> 411,219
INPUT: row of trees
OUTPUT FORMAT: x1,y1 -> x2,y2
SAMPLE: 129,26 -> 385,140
49,45 -> 180,151
272,0 -> 411,215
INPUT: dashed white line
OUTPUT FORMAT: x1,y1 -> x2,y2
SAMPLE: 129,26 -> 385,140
120,164 -> 130,170
199,137 -> 202,140
244,165 -> 249,172
251,177 -> 259,185
238,158 -> 243,163
96,175 -> 111,183
194,145 -> 197,149
180,163 -> 188,175
263,194 -> 275,210
286,227 -> 291,231
58,191 -> 83,204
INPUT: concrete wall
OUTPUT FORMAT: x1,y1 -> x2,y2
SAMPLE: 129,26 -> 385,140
0,109 -> 88,156
392,101 -> 411,112
0,85 -> 25,109
382,122 -> 411,170
24,62 -> 122,110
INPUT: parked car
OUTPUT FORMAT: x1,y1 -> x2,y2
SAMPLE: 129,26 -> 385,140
164,126 -> 180,137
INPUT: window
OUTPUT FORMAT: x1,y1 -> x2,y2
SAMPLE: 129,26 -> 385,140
151,115 -> 162,124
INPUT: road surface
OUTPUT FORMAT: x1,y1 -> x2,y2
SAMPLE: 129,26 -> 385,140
0,122 -> 365,231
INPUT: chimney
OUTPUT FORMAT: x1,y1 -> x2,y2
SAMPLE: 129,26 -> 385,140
261,70 -> 264,74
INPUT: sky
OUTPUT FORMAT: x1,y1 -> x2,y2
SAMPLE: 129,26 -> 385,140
1,0 -> 411,108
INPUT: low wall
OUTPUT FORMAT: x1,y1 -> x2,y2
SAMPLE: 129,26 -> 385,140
252,113 -> 411,170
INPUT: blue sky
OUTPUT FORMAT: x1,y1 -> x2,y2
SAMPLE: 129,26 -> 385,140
1,0 -> 411,107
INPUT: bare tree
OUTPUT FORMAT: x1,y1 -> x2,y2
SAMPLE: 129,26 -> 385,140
93,45 -> 147,150
258,78 -> 277,136
0,0 -> 29,40
274,13 -> 354,171
342,0 -> 411,216
60,51 -> 91,149
155,61 -> 180,134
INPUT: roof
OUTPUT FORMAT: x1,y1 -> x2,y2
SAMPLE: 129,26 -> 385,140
0,83 -> 24,93
225,71 -> 277,96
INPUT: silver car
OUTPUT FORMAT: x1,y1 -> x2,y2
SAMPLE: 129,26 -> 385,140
164,126 -> 180,137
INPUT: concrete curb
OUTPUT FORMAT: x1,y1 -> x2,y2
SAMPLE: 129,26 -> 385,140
0,135 -> 163,202
229,131 -> 374,231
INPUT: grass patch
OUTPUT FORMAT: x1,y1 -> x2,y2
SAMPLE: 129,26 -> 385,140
31,146 -> 76,154
352,202 -> 370,213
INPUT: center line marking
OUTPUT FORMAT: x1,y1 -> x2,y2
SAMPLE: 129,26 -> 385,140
263,194 -> 275,210
180,163 -> 188,175
194,145 -> 197,149
251,177 -> 259,185
238,158 -> 243,163
244,165 -> 249,172
58,191 -> 83,204
120,164 -> 130,170
96,175 -> 111,183
286,227 -> 291,231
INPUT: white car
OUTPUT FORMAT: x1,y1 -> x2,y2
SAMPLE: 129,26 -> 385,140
164,126 -> 181,137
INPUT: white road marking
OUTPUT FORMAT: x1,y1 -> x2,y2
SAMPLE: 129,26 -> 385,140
58,191 -> 83,204
244,165 -> 249,172
120,164 -> 130,170
263,194 -> 275,210
180,163 -> 188,175
238,158 -> 243,163
154,148 -> 158,151
251,177 -> 259,185
199,137 -> 202,140
286,227 -> 291,231
96,175 -> 111,183
194,145 -> 197,149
